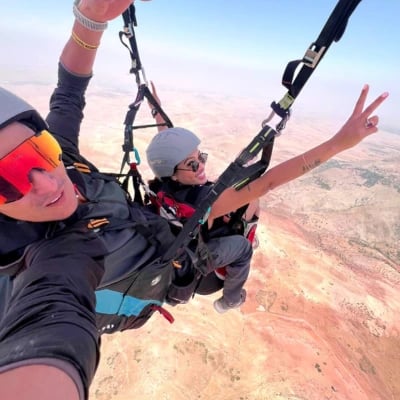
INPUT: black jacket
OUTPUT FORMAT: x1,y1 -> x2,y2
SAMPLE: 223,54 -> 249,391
0,64 -> 175,398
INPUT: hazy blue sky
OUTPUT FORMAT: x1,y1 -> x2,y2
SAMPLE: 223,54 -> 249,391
1,1 -> 399,130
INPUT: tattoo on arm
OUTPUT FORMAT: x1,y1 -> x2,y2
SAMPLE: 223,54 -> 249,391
302,156 -> 321,173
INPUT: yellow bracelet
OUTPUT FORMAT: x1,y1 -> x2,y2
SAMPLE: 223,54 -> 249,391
71,31 -> 99,50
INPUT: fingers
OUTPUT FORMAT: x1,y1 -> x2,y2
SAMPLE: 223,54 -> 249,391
364,116 -> 379,133
362,91 -> 389,120
352,84 -> 369,115
352,85 -> 388,132
365,115 -> 378,127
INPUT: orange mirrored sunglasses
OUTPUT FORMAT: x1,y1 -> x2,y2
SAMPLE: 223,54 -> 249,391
0,130 -> 62,204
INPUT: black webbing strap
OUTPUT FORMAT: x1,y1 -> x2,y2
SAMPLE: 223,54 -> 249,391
119,84 -> 173,203
120,84 -> 173,167
120,4 -> 142,85
162,125 -> 277,263
119,3 -> 173,127
270,0 -> 362,120
118,4 -> 174,203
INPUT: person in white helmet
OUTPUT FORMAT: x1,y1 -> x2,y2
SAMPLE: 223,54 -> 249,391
146,82 -> 388,314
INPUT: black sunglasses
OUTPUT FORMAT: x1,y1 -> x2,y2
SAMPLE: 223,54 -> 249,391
175,152 -> 208,173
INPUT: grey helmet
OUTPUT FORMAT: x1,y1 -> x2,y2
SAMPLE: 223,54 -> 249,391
0,87 -> 48,132
146,127 -> 200,178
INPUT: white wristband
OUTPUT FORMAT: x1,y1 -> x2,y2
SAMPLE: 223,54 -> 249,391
73,1 -> 108,32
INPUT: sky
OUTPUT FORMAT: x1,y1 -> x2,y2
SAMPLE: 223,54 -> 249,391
1,1 -> 399,131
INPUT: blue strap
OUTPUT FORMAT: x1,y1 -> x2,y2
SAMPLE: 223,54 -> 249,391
95,289 -> 162,317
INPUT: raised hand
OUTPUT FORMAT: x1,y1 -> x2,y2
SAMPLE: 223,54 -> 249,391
333,85 -> 389,151
77,0 -> 148,23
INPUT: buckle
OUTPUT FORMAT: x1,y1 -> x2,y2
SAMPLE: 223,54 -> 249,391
303,44 -> 326,68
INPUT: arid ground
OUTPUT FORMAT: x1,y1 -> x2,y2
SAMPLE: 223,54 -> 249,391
6,83 -> 400,400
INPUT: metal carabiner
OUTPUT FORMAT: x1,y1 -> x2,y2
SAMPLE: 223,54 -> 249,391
276,109 -> 291,133
261,109 -> 275,128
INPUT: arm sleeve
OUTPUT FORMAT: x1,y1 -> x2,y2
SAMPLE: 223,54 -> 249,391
45,63 -> 92,155
0,232 -> 105,399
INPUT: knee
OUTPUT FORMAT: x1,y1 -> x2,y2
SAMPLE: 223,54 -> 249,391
246,241 -> 253,260
240,237 -> 253,261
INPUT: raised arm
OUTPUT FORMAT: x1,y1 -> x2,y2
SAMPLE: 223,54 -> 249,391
209,85 -> 389,221
46,0 -> 135,153
61,0 -> 135,75
148,81 -> 169,132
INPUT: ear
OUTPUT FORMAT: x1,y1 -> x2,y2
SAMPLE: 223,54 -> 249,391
171,175 -> 178,181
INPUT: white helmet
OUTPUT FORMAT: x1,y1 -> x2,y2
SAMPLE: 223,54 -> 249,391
146,127 -> 200,178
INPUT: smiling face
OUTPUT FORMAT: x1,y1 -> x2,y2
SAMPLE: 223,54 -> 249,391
0,122 -> 78,222
172,149 -> 208,186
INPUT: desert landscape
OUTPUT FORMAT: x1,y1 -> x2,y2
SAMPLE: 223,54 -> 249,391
5,82 -> 400,400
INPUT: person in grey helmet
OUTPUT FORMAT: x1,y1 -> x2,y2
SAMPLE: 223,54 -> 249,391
0,1 -> 160,400
146,126 -> 256,313
146,81 -> 388,314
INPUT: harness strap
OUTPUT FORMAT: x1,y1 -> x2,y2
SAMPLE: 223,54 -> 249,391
120,4 -> 143,86
119,5 -> 173,126
121,164 -> 143,204
213,3 -> 361,242
269,0 -> 362,121
119,84 -> 173,204
161,125 -> 277,263
118,6 -> 174,204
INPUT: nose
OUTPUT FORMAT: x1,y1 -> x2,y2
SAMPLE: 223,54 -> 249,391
28,168 -> 59,195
